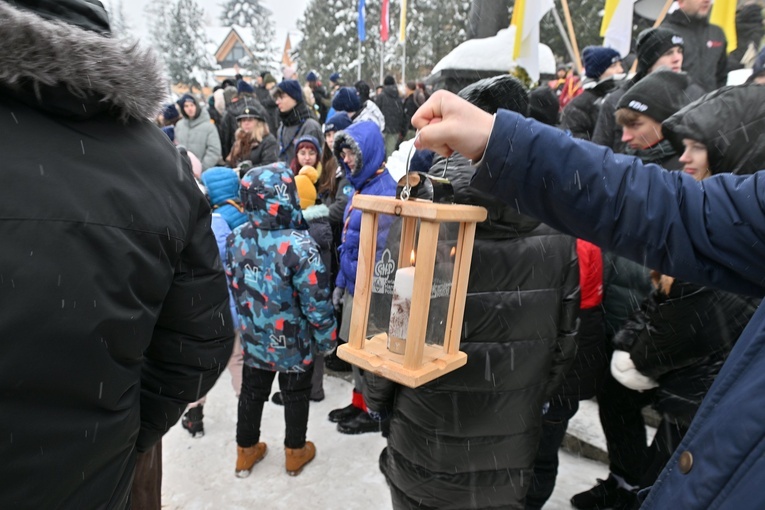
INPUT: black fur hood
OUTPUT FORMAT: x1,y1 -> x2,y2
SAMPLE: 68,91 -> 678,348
0,1 -> 166,121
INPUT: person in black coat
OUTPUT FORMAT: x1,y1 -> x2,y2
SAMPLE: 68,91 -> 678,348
0,2 -> 234,508
561,46 -> 624,140
375,75 -> 406,156
364,75 -> 580,510
661,0 -> 728,92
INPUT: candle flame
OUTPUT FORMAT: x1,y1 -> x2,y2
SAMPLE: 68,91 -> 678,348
450,246 -> 456,258
410,249 -> 416,266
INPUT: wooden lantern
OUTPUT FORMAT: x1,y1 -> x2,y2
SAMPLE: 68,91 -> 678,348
336,193 -> 487,388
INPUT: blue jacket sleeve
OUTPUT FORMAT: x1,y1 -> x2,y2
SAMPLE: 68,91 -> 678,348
471,110 -> 765,297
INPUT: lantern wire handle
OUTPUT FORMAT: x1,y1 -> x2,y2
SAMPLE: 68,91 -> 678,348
401,131 -> 419,201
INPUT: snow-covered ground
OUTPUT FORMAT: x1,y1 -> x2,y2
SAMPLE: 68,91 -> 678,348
162,372 -> 609,509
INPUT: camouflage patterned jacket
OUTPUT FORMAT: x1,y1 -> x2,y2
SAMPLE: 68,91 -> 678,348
225,163 -> 337,372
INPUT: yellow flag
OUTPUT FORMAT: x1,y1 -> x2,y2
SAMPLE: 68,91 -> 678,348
510,0 -> 553,81
511,0 -> 527,60
400,0 -> 407,42
710,0 -> 737,53
600,0 -> 636,57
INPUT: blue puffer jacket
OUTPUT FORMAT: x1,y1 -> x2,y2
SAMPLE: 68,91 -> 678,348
470,109 -> 765,509
201,166 -> 248,229
333,121 -> 397,295
225,163 -> 337,372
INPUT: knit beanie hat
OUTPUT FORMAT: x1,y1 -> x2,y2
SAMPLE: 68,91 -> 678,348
747,46 -> 765,83
263,73 -> 277,86
617,70 -> 691,123
237,79 -> 254,94
329,72 -> 341,83
161,103 -> 180,123
306,71 -> 318,82
323,112 -> 353,133
295,135 -> 322,158
294,166 -> 319,210
276,79 -> 303,102
636,28 -> 684,76
332,87 -> 361,113
582,46 -> 622,80
178,94 -> 196,107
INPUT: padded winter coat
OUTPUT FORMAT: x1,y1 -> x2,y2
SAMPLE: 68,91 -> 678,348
613,279 -> 759,426
333,121 -> 397,295
470,108 -> 765,509
176,105 -> 223,170
375,84 -> 405,136
365,151 -> 579,510
662,9 -> 728,92
0,3 -> 234,507
225,163 -> 337,373
201,167 -> 249,230
560,78 -> 619,140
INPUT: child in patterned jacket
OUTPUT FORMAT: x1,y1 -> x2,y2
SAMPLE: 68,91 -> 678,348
225,162 -> 337,478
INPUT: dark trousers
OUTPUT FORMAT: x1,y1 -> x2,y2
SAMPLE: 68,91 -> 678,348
599,373 -> 655,486
525,399 -> 580,510
237,364 -> 313,449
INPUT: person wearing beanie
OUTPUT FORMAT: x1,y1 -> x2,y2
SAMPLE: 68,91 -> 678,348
0,1 -> 235,507
175,94 -> 223,171
332,86 -> 386,132
591,27 -> 705,153
226,100 -> 279,173
253,73 -> 279,136
305,71 -> 331,123
661,0 -> 727,91
160,103 -> 181,126
374,75 -> 406,157
616,69 -> 693,166
561,46 -> 625,139
289,134 -> 323,176
227,162 -> 337,478
329,72 -> 343,93
746,46 -> 765,84
271,79 -> 323,166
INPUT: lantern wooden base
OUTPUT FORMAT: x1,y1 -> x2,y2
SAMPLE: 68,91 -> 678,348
337,333 -> 467,388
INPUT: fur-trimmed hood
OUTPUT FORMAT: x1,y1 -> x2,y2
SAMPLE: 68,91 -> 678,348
0,2 -> 166,121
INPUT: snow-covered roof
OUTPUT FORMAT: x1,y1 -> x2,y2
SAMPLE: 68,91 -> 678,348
205,25 -> 256,56
431,27 -> 556,76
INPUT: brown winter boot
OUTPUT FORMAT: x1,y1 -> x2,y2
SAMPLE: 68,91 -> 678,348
235,443 -> 267,478
285,441 -> 316,476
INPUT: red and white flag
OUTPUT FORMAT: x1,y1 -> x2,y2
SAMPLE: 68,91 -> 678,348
381,0 -> 390,42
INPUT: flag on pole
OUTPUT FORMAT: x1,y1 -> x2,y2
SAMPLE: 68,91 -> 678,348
399,0 -> 407,42
358,0 -> 366,42
510,0 -> 554,83
381,0 -> 390,42
600,0 -> 637,57
710,0 -> 737,53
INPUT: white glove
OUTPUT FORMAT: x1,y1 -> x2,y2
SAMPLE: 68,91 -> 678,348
332,287 -> 345,312
611,350 -> 659,392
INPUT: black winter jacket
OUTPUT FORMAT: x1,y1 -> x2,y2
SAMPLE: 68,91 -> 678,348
365,153 -> 579,510
375,84 -> 406,136
561,78 -> 619,140
0,3 -> 234,508
613,280 -> 759,426
662,9 -> 728,91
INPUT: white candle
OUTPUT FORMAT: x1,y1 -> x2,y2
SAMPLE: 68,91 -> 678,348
388,266 -> 415,354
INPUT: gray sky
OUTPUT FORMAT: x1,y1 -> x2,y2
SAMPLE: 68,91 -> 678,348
120,0 -> 311,48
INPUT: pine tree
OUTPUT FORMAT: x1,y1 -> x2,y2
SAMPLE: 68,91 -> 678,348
149,0 -> 215,91
219,0 -> 279,75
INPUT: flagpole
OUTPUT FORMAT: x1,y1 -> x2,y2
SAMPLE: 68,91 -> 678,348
551,7 -> 578,69
401,36 -> 406,86
630,0 -> 674,74
558,0 -> 582,75
358,39 -> 362,81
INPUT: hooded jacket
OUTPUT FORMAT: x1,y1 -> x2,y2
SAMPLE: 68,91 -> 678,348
471,108 -> 765,509
333,121 -> 397,294
663,84 -> 765,175
175,100 -> 223,170
225,164 -> 337,373
0,2 -> 234,508
200,167 -> 249,229
374,84 -> 405,136
662,9 -> 728,92
365,151 -> 579,510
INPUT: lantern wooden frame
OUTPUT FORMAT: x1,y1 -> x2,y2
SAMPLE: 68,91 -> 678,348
336,195 -> 487,388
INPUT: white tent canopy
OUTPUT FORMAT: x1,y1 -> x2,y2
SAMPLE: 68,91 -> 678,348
431,27 -> 557,77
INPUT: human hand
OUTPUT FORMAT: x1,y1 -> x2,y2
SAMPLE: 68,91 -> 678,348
332,287 -> 345,312
411,90 -> 494,160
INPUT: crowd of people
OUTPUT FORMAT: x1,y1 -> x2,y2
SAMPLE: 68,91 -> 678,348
4,0 -> 765,509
